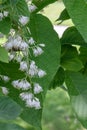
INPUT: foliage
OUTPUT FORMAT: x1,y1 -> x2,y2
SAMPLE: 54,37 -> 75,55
0,0 -> 87,130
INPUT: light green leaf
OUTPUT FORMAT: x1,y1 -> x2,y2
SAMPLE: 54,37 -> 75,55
0,46 -> 8,63
0,123 -> 25,130
65,71 -> 87,128
63,0 -> 87,43
0,96 -> 22,120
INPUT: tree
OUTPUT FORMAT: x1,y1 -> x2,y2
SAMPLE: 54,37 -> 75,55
0,0 -> 87,130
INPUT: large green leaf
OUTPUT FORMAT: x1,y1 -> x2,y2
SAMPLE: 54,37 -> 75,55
0,46 -> 9,63
63,0 -> 87,43
0,123 -> 25,130
65,71 -> 87,128
20,14 -> 61,129
61,45 -> 83,71
0,18 -> 11,34
0,96 -> 22,120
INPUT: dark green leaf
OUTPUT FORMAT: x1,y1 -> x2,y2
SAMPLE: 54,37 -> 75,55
16,0 -> 30,16
63,0 -> 87,43
21,108 -> 42,130
79,47 -> 87,65
61,45 -> 83,71
32,0 -> 57,13
61,26 -> 87,46
0,61 -> 25,80
0,18 -> 11,34
0,96 -> 22,120
57,8 -> 70,22
49,67 -> 65,89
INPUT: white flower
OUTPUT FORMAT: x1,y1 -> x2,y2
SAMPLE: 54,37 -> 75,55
12,79 -> 31,90
20,92 -> 33,101
34,83 -> 43,94
33,46 -> 43,57
33,98 -> 41,109
19,80 -> 31,90
29,37 -> 35,45
12,80 -> 19,88
3,11 -> 9,17
29,4 -> 37,12
20,41 -> 28,50
3,76 -> 10,82
19,16 -> 29,26
29,61 -> 38,76
4,41 -> 13,50
2,87 -> 9,95
38,69 -> 46,78
26,99 -> 35,108
20,61 -> 28,71
26,97 -> 41,109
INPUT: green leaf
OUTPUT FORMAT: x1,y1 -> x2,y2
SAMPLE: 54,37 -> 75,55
0,61 -> 25,80
79,47 -> 87,65
49,67 -> 65,89
21,14 -> 61,129
0,18 -> 11,34
61,26 -> 87,46
0,46 -> 8,63
0,96 -> 22,120
0,0 -> 7,4
61,45 -> 83,71
63,0 -> 87,43
32,0 -> 57,13
57,8 -> 70,22
65,71 -> 87,128
21,108 -> 42,130
16,0 -> 30,16
0,123 -> 25,130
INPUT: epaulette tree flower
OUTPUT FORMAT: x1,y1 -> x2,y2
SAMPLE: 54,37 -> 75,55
0,0 -> 87,130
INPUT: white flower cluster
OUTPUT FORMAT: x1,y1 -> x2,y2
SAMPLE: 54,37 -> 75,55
12,79 -> 31,90
2,26 -> 46,110
4,35 -> 28,51
20,92 -> 41,109
0,11 -> 9,21
12,79 -> 43,109
29,60 -> 46,78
